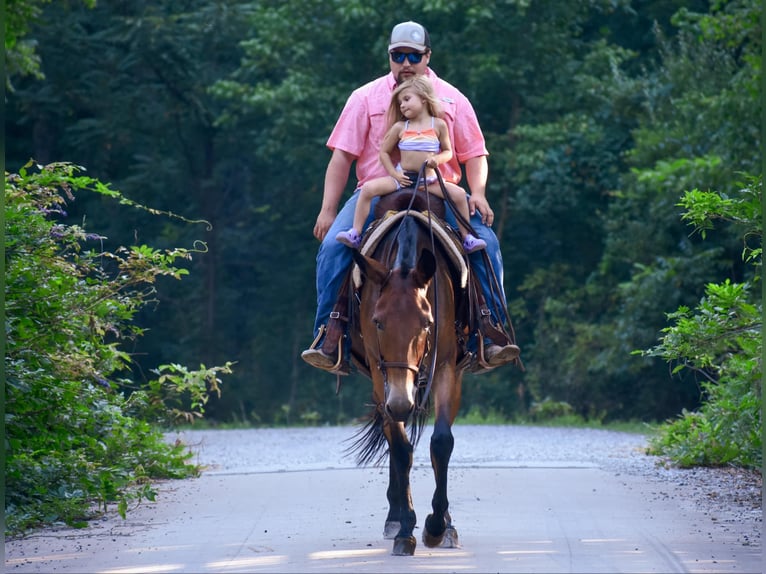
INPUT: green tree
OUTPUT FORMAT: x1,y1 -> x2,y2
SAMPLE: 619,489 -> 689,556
5,0 -> 93,86
516,0 -> 761,422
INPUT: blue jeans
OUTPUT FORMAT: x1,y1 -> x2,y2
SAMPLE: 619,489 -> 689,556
312,190 -> 508,342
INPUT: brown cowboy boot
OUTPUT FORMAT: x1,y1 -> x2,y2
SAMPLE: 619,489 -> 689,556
300,321 -> 351,375
484,342 -> 521,367
474,301 -> 521,370
302,267 -> 354,375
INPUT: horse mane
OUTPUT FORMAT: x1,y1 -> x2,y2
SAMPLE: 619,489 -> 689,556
393,217 -> 418,275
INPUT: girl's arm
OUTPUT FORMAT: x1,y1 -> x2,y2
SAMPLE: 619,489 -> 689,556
426,118 -> 454,168
379,122 -> 404,178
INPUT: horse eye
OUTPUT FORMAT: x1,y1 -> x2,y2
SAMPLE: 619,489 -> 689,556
374,319 -> 384,331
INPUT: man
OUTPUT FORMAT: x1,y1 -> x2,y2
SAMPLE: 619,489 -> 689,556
302,21 -> 520,373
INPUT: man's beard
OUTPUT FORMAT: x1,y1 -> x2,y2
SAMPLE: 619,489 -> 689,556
396,70 -> 417,84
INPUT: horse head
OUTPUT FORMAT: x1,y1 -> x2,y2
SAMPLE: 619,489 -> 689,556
352,231 -> 436,423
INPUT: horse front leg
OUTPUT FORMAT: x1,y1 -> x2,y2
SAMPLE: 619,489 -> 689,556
423,414 -> 459,548
383,420 -> 417,555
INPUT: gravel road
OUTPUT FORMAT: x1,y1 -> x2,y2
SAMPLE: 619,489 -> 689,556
177,424 -> 761,544
5,424 -> 762,573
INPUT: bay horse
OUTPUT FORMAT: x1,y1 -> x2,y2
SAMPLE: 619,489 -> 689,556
345,188 -> 470,556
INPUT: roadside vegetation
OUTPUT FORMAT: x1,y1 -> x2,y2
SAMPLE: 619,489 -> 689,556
641,177 -> 761,468
4,163 -> 232,536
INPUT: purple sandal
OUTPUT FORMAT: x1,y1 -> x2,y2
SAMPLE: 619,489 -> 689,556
462,233 -> 487,254
336,228 -> 361,249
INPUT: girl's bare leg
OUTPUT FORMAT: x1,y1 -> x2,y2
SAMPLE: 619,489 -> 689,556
353,177 -> 397,233
435,182 -> 472,239
430,182 -> 486,253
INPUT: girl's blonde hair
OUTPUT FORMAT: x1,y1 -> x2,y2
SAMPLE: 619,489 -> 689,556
386,76 -> 443,128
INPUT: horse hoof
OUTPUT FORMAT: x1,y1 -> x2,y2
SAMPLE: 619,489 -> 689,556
422,528 -> 444,548
441,526 -> 460,548
383,521 -> 400,540
392,535 -> 417,556
422,513 -> 445,548
423,524 -> 460,548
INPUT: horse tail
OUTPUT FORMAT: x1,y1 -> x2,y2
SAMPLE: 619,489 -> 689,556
345,399 -> 431,467
345,407 -> 388,466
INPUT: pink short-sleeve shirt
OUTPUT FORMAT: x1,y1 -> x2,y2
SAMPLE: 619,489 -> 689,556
326,69 -> 488,187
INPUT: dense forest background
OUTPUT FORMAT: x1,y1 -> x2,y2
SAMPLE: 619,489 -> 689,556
6,0 -> 761,426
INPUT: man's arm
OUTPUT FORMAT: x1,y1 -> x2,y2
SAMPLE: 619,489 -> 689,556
313,148 -> 355,241
464,155 -> 494,226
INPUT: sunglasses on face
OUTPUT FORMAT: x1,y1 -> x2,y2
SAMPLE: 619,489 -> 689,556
390,51 -> 425,64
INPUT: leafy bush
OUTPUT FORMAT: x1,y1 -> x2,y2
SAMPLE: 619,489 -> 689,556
5,162 -> 232,535
641,177 -> 761,469
528,399 -> 577,422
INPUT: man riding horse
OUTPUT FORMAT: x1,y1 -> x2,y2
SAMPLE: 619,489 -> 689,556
302,21 -> 520,375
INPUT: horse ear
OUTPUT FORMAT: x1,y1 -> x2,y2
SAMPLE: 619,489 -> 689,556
413,249 -> 436,287
352,250 -> 389,285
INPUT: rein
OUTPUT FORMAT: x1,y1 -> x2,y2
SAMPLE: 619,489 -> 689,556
433,169 -> 509,336
416,164 -> 440,414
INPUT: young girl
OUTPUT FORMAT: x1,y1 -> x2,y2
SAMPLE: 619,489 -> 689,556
335,76 -> 486,253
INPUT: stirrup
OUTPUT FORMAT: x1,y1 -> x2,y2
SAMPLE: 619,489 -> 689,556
307,324 -> 327,351
306,324 -> 349,375
476,335 -> 492,372
467,334 -> 498,375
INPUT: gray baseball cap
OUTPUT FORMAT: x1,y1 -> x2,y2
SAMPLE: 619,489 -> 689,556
388,21 -> 431,52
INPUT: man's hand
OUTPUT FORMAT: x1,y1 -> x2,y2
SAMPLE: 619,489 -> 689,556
313,209 -> 337,241
468,194 -> 494,226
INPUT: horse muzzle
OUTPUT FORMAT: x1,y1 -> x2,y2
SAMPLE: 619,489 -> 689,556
386,396 -> 415,423
380,362 -> 419,422
385,392 -> 415,423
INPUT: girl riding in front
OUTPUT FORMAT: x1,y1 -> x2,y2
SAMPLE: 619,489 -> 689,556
336,76 -> 486,253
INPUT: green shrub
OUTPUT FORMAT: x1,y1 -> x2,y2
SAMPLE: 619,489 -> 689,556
528,399 -> 577,422
5,162 -> 232,535
641,178 -> 762,469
